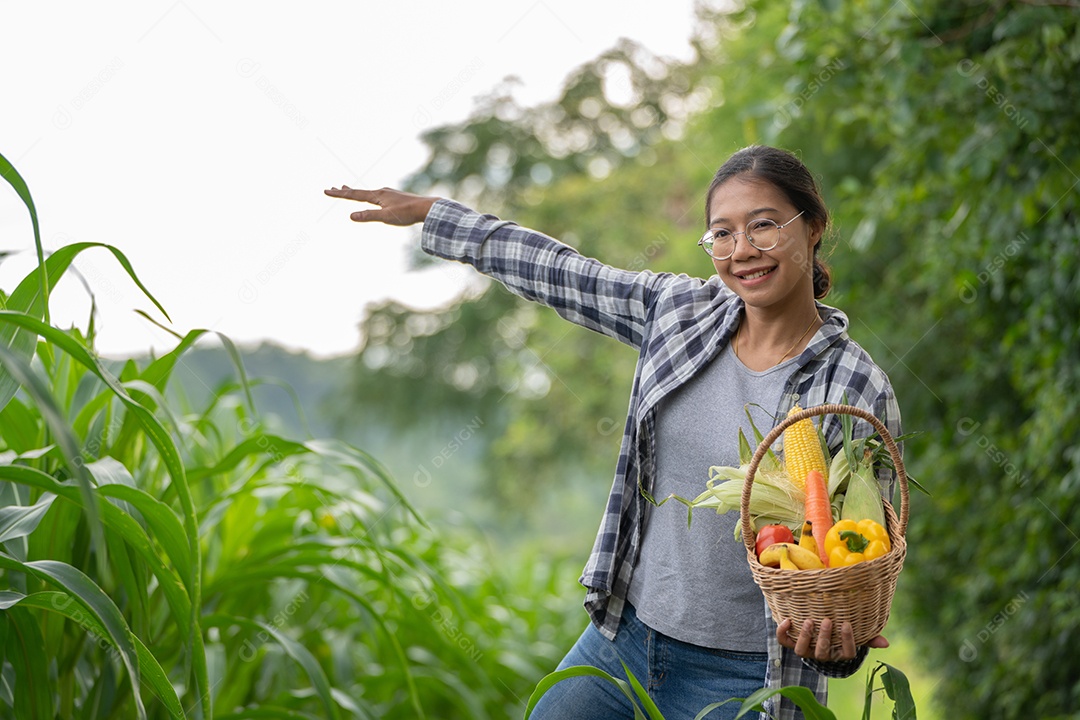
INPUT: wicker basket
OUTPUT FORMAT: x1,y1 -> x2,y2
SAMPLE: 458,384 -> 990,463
740,403 -> 909,655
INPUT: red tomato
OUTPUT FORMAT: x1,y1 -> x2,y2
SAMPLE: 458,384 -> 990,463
755,524 -> 795,558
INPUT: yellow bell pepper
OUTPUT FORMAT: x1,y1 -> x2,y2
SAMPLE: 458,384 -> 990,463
824,518 -> 891,567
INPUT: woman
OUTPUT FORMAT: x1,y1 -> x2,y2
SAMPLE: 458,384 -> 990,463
326,145 -> 898,719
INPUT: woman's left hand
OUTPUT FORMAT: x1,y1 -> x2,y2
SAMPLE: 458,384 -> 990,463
323,185 -> 438,226
776,618 -> 889,662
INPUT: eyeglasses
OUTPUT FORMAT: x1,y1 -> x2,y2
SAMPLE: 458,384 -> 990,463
698,211 -> 805,260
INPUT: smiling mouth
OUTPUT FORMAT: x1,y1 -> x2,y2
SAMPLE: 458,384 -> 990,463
737,267 -> 776,280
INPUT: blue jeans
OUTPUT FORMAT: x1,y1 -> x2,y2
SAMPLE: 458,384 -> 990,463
530,603 -> 768,719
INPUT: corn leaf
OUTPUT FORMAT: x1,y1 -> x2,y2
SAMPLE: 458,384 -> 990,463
0,240 -> 167,414
0,310 -> 210,717
0,396 -> 40,453
620,660 -> 666,720
215,709 -> 323,719
204,614 -> 342,720
523,665 -> 649,720
730,684 -> 837,719
12,590 -> 185,719
0,340 -> 107,574
0,151 -> 46,413
96,481 -> 192,588
2,606 -> 54,720
0,492 -> 56,542
880,662 -> 917,720
0,554 -> 146,719
0,463 -> 193,637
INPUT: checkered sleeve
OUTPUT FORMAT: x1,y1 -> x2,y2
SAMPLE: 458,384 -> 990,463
421,199 -> 676,349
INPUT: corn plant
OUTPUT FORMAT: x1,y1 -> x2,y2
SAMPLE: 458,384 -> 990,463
522,660 -> 916,720
0,153 -> 579,718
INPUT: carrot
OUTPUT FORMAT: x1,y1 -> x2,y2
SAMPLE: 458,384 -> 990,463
803,469 -> 833,567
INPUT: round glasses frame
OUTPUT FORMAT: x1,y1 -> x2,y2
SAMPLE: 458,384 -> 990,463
698,210 -> 805,260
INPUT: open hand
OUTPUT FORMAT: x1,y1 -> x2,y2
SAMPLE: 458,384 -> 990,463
323,185 -> 438,226
776,618 -> 889,662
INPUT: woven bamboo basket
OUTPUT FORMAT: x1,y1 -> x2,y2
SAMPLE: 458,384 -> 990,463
740,403 -> 909,655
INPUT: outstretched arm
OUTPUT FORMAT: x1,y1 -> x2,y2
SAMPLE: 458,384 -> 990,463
324,185 -> 438,226
324,184 -> 691,349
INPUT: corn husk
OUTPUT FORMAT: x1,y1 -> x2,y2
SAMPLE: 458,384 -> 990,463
689,464 -> 805,538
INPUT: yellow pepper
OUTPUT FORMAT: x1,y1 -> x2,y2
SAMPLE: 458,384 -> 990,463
824,518 -> 891,567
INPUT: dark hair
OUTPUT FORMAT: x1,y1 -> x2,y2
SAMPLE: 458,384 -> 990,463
705,146 -> 832,299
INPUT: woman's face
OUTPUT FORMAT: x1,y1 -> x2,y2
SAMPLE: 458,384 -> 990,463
706,177 -> 820,315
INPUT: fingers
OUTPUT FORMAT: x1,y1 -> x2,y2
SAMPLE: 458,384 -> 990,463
866,634 -> 890,649
323,185 -> 380,203
839,621 -> 857,660
776,618 -> 794,649
795,619 -> 816,658
777,618 -> 872,661
324,185 -> 437,226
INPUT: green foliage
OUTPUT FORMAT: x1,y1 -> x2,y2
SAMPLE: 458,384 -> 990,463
0,158 -> 583,717
765,3 -> 1080,717
343,1 -> 1080,716
522,660 -> 915,720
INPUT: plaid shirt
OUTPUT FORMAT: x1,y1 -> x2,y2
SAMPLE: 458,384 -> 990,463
422,200 -> 902,719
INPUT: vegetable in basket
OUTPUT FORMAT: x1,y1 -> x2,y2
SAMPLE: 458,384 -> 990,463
755,524 -> 795,558
824,519 -> 891,567
802,469 -> 833,566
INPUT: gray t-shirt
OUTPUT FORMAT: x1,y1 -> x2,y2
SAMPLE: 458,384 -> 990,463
627,342 -> 794,651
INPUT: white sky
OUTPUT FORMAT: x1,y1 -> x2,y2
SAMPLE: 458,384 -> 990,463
1,1 -> 700,359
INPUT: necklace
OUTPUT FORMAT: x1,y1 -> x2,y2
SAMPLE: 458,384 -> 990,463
733,313 -> 819,367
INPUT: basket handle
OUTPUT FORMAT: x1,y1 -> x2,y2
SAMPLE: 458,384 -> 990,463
739,403 -> 908,557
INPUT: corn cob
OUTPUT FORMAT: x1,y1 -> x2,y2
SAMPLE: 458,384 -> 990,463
783,404 -> 829,491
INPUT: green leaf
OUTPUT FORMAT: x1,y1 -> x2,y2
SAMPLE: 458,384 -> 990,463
693,698 -> 742,720
620,660 -> 666,720
0,241 -> 168,414
0,554 -> 146,718
0,151 -> 46,333
523,665 -> 648,720
204,614 -> 342,720
863,655 -> 886,720
0,463 -> 193,638
0,310 -> 209,718
0,340 -> 107,575
0,492 -> 56,542
0,396 -> 41,453
880,663 -> 917,720
2,605 -> 54,719
214,708 -> 323,719
302,439 -> 427,527
13,591 -> 186,719
95,481 -> 192,589
732,684 -> 836,719
115,328 -> 257,453
738,427 -> 753,465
